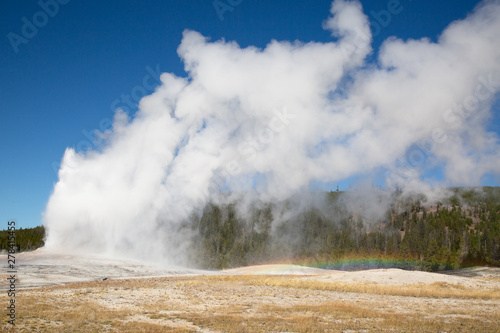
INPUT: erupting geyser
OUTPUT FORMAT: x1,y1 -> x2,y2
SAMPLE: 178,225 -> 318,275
43,0 -> 500,265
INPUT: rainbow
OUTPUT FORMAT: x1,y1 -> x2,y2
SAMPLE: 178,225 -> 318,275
224,257 -> 456,274
223,258 -> 428,275
301,258 -> 424,271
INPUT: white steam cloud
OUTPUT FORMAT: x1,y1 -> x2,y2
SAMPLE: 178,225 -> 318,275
43,0 -> 500,263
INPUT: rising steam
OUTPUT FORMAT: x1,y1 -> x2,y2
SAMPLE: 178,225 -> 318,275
43,0 -> 500,264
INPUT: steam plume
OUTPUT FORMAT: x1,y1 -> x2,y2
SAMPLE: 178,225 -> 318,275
43,0 -> 500,263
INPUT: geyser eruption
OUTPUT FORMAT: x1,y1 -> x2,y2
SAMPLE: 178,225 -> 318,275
43,0 -> 500,264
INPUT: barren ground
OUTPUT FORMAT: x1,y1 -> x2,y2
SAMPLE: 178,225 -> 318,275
1,249 -> 499,332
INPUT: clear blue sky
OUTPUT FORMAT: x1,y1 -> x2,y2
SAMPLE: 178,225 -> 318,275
1,0 -> 494,228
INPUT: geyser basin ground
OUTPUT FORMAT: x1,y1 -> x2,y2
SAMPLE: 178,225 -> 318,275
3,249 -> 499,289
1,250 -> 499,331
0,248 -> 204,289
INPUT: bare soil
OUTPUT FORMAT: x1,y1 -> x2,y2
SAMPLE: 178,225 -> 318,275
1,249 -> 499,332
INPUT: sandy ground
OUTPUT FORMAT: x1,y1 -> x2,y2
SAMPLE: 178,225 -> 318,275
1,249 -> 499,332
3,248 -> 500,289
303,267 -> 500,288
0,249 -> 204,289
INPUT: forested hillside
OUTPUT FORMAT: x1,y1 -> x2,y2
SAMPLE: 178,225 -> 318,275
0,225 -> 45,252
2,187 -> 499,272
185,187 -> 500,271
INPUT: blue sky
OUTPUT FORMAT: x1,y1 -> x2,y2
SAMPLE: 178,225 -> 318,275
0,0 -> 494,229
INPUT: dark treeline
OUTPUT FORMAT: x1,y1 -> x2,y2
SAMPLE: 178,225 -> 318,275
0,225 -> 45,252
185,187 -> 500,271
3,187 -> 499,272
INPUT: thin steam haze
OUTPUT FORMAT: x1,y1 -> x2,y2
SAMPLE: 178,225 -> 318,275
43,0 -> 500,263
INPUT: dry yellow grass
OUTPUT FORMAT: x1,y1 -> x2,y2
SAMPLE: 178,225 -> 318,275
1,274 -> 499,332
212,274 -> 500,299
